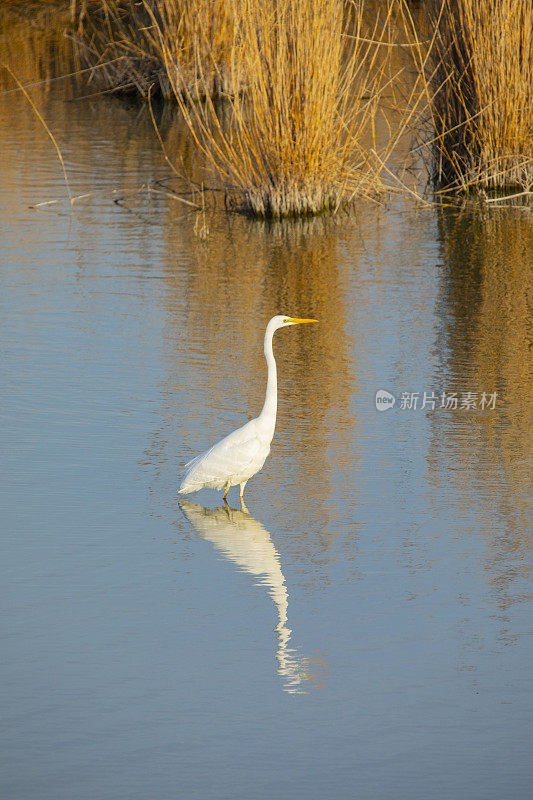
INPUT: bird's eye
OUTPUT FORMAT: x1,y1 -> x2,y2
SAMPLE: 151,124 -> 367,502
283,318 -> 291,324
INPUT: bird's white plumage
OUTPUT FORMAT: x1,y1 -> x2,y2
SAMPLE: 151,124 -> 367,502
179,419 -> 268,493
178,314 -> 317,500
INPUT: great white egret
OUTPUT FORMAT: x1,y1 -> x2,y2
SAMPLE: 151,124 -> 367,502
178,315 -> 318,502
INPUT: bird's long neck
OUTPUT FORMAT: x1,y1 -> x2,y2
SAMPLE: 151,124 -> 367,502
257,323 -> 277,435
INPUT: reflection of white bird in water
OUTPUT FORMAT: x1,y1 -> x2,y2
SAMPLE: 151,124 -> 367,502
178,315 -> 317,503
179,499 -> 312,693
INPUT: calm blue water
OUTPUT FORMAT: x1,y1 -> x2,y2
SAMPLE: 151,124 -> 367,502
1,87 -> 532,800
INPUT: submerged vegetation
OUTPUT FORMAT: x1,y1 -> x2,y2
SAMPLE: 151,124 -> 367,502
1,0 -> 532,214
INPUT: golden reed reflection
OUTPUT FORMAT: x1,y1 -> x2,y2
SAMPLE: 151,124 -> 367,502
429,207 -> 532,622
179,499 -> 323,693
0,3 -> 74,93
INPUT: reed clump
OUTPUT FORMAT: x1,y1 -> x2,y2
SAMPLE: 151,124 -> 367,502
72,0 -> 234,98
166,0 -> 402,218
419,0 -> 533,191
72,0 -> 170,97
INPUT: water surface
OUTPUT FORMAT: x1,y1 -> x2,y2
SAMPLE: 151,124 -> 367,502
1,80 -> 532,800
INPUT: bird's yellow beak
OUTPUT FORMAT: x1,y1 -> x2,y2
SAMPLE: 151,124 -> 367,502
284,317 -> 318,324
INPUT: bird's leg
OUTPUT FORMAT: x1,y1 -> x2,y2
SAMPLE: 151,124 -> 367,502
239,481 -> 247,502
223,484 -> 230,503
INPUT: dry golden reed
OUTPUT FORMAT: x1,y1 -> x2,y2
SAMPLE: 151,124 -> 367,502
164,0 -> 406,218
150,0 -> 235,97
411,0 -> 533,191
71,0 -> 169,97
72,0 -> 234,98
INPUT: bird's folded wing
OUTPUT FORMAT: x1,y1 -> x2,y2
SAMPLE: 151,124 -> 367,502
197,437 -> 261,481
181,421 -> 264,489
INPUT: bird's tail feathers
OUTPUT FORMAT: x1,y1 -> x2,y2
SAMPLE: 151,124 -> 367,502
178,477 -> 199,495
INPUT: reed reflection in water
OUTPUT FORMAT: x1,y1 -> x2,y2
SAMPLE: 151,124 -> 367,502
179,499 -> 316,694
0,4 -> 73,94
156,212 -> 357,514
427,207 -> 533,626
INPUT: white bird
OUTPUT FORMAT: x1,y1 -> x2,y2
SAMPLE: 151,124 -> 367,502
178,315 -> 318,503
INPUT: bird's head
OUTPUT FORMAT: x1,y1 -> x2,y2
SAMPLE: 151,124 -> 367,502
270,314 -> 318,332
